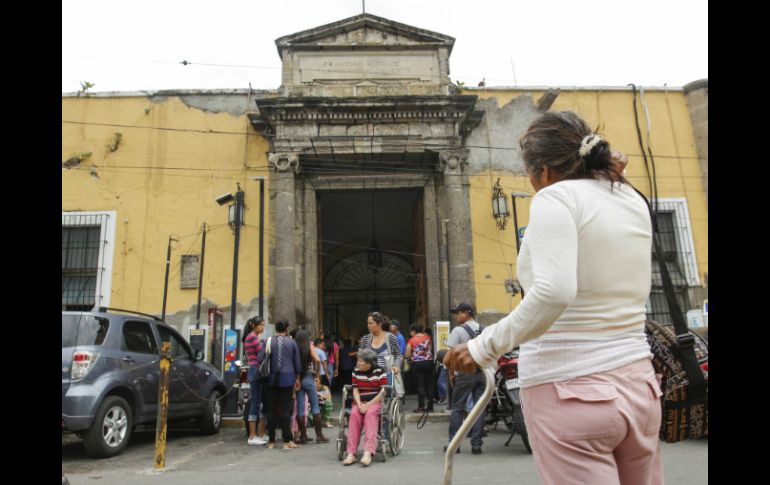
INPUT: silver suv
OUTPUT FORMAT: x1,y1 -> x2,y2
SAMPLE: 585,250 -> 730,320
62,309 -> 227,457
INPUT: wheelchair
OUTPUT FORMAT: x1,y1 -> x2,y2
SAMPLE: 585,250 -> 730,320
336,384 -> 406,462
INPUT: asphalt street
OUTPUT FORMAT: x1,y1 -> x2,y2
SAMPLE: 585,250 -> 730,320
62,411 -> 708,484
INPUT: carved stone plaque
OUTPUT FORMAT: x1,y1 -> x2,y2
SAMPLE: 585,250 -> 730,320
180,255 -> 199,289
295,51 -> 439,83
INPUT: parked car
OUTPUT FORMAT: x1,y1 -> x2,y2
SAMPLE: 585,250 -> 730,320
62,308 -> 227,457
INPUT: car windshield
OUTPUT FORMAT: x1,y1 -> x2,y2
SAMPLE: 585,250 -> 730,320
62,314 -> 110,348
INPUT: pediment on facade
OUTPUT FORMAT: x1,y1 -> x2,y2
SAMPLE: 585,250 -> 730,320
275,13 -> 455,56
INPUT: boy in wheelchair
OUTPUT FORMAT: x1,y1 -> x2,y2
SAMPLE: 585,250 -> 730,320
342,348 -> 388,466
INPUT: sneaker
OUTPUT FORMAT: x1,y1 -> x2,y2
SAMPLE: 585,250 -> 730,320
472,447 -> 482,455
254,436 -> 268,445
247,437 -> 259,446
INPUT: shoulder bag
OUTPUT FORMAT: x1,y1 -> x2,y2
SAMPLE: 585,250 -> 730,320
634,187 -> 708,442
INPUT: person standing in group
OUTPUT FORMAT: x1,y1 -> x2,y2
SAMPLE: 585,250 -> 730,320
444,303 -> 485,455
314,338 -> 332,388
405,323 -> 434,413
390,320 -> 407,356
323,334 -> 340,390
444,111 -> 663,485
434,350 -> 448,407
341,348 -> 388,467
258,319 -> 301,450
243,316 -> 268,445
294,329 -> 328,444
339,338 -> 358,387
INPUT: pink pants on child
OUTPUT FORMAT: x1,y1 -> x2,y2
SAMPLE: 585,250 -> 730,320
346,402 -> 382,455
520,359 -> 664,485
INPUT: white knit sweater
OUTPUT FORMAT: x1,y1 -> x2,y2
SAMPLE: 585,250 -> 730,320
467,179 -> 654,388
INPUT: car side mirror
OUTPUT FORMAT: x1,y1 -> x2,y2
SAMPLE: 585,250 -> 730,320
194,349 -> 204,362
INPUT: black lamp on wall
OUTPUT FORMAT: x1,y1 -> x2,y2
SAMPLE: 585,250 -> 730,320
492,178 -> 509,230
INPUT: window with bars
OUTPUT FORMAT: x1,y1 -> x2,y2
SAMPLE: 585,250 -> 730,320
62,213 -> 114,311
645,199 -> 700,324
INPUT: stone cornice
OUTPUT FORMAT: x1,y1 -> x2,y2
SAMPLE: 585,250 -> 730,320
253,95 -> 483,136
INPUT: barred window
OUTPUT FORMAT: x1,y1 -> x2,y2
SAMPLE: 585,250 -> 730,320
62,213 -> 115,311
645,199 -> 700,324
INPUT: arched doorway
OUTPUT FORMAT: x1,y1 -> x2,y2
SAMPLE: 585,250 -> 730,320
319,189 -> 427,341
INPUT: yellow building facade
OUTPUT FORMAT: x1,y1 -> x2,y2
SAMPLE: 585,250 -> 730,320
62,14 -> 707,341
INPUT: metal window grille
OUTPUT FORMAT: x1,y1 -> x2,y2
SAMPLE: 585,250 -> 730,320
62,214 -> 109,311
646,209 -> 695,324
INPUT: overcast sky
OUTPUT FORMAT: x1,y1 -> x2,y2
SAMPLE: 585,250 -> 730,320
62,0 -> 707,93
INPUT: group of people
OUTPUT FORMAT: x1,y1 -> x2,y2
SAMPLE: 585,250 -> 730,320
241,317 -> 336,449
240,310 -> 442,465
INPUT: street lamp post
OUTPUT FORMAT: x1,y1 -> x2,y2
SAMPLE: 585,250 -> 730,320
215,186 -> 245,330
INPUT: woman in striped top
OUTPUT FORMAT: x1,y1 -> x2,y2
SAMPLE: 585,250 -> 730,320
342,348 -> 387,467
242,316 -> 267,445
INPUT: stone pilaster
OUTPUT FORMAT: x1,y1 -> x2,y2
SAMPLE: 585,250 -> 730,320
438,149 -> 476,309
268,153 -> 299,324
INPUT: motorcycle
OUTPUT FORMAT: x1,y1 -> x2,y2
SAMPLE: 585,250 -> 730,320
232,361 -> 253,437
485,349 -> 531,453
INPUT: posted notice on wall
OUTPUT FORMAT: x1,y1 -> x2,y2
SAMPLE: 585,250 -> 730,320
434,321 -> 451,354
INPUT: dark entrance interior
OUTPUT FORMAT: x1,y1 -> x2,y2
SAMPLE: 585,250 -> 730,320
319,189 -> 427,342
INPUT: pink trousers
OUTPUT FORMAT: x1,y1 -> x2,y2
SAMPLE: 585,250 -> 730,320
520,359 -> 664,485
346,402 -> 382,455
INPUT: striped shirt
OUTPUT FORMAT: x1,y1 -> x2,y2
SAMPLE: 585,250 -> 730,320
243,332 -> 264,367
352,366 -> 387,403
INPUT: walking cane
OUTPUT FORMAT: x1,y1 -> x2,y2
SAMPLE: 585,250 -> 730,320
442,367 -> 495,485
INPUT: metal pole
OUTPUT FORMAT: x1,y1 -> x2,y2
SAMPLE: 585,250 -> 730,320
258,179 -> 264,319
512,195 -> 522,255
230,190 -> 244,330
154,342 -> 171,469
161,236 -> 175,321
195,223 -> 207,329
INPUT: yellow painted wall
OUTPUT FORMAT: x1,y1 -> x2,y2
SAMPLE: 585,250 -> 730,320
62,88 -> 707,322
463,89 -> 708,315
62,96 -> 271,318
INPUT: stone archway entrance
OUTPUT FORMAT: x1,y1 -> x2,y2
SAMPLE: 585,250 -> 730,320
249,13 -> 485,335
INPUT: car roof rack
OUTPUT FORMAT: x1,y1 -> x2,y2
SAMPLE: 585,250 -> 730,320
98,307 -> 164,323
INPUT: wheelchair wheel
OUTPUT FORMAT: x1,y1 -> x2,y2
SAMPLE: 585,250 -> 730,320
388,396 -> 406,456
336,407 -> 347,461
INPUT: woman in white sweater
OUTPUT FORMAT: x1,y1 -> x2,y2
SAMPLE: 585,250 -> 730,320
444,111 -> 663,485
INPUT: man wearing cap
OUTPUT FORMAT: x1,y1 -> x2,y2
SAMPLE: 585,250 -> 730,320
445,303 -> 486,455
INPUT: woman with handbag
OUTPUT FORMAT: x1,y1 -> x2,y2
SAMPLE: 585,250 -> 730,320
243,316 -> 268,445
258,319 -> 302,450
444,111 -> 664,484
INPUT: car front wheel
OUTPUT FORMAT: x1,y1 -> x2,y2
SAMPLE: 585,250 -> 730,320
82,395 -> 133,458
199,390 -> 221,435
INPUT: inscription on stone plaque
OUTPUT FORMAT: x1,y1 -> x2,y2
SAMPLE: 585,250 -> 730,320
295,51 -> 439,83
180,255 -> 199,289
